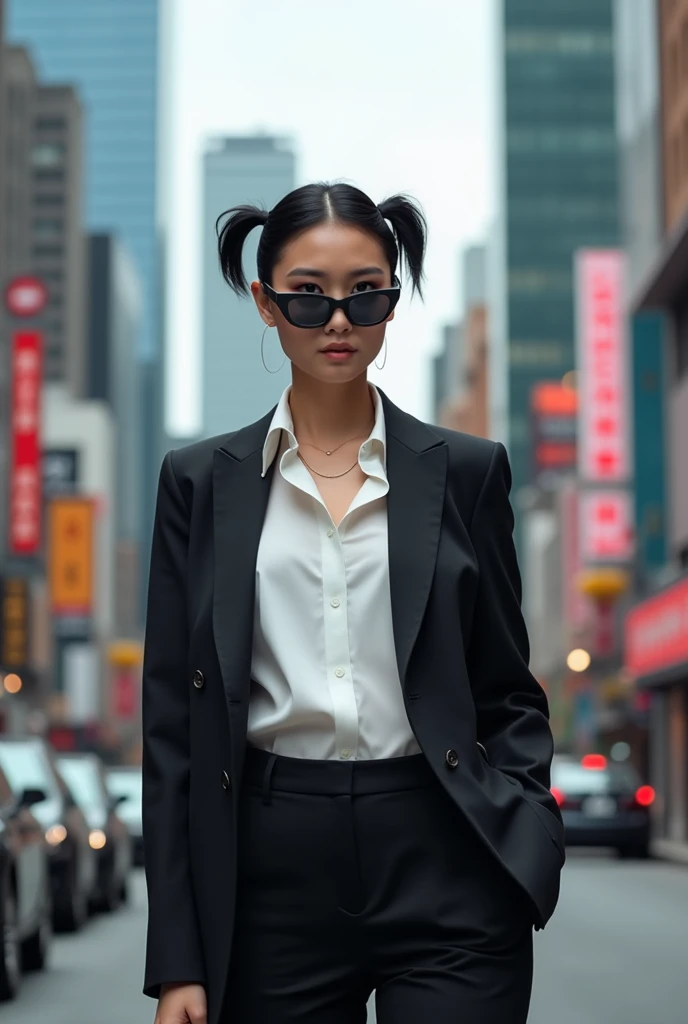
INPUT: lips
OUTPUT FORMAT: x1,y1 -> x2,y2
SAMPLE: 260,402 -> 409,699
322,344 -> 355,353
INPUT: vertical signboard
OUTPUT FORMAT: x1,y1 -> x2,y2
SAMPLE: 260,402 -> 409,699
48,498 -> 94,617
8,332 -> 43,555
530,382 -> 578,482
579,491 -> 635,563
575,250 -> 630,483
0,578 -> 30,669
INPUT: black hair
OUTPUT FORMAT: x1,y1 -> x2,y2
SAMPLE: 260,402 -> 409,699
216,181 -> 427,299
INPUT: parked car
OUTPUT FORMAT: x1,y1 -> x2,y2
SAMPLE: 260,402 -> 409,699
106,765 -> 143,867
0,758 -> 52,1001
57,754 -> 131,911
551,753 -> 654,858
0,738 -> 96,932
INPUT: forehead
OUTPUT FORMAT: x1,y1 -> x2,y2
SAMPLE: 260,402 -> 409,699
276,221 -> 388,273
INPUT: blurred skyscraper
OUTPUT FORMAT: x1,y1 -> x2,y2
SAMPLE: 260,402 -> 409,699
201,136 -> 295,438
7,0 -> 167,602
490,0 -> 619,500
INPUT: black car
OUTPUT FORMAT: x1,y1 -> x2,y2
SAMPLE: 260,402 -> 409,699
106,765 -> 143,867
0,738 -> 97,932
57,754 -> 132,911
551,753 -> 654,858
0,758 -> 53,1001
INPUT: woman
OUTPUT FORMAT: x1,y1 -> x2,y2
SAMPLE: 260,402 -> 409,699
143,183 -> 565,1024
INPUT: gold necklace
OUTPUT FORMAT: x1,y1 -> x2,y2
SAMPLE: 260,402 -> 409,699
299,426 -> 371,456
297,451 -> 359,479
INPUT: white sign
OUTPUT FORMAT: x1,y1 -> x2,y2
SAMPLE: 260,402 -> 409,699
580,490 -> 635,563
575,250 -> 630,483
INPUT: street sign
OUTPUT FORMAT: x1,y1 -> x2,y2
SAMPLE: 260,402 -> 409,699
4,276 -> 48,318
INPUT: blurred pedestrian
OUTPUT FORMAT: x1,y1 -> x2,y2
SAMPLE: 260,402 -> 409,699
142,182 -> 565,1024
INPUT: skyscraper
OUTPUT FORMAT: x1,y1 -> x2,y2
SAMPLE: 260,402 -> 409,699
201,136 -> 296,438
491,0 -> 619,500
7,0 -> 166,597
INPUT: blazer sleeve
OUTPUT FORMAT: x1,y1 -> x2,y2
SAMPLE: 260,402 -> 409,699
466,441 -> 560,819
141,450 -> 205,999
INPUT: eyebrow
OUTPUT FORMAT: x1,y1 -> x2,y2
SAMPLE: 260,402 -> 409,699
285,266 -> 386,279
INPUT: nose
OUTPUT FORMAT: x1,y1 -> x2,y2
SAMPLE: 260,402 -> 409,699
324,308 -> 352,334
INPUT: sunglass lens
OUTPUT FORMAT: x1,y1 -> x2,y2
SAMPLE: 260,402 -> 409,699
349,292 -> 392,325
287,295 -> 330,327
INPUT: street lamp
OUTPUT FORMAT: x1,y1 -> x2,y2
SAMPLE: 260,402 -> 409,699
567,648 -> 591,673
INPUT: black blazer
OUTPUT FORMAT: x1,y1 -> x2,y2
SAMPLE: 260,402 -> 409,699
141,388 -> 565,1022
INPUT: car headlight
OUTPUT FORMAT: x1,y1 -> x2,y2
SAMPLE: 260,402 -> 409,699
46,824 -> 67,846
89,829 -> 107,850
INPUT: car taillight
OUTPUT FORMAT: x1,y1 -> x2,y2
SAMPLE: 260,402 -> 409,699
635,785 -> 655,807
581,753 -> 607,770
551,787 -> 565,807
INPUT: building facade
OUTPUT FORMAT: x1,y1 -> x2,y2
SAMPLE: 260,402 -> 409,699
201,136 -> 296,438
86,234 -> 143,636
7,0 -> 166,608
624,0 -> 688,858
492,0 -> 619,498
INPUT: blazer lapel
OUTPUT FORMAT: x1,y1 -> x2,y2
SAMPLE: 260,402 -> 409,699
212,410 -> 276,721
379,390 -> 448,688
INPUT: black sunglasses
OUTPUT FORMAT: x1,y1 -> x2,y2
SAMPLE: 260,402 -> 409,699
261,280 -> 401,328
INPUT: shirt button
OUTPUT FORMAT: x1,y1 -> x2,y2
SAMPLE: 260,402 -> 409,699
340,749 -> 351,760
327,528 -> 334,538
330,598 -> 340,609
334,667 -> 345,678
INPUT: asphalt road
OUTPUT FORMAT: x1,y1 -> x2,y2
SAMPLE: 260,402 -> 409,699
3,853 -> 687,1023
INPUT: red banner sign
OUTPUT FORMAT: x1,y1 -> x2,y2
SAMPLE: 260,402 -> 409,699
9,332 -> 42,555
580,490 -> 635,563
624,576 -> 688,679
576,250 -> 629,483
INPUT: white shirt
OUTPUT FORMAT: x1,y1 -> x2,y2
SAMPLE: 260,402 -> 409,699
248,384 -> 421,761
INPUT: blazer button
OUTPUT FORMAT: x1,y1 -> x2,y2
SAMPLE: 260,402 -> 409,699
445,749 -> 459,769
192,669 -> 205,689
221,771 -> 231,790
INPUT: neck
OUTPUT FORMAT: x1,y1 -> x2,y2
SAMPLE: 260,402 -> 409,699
288,370 -> 375,445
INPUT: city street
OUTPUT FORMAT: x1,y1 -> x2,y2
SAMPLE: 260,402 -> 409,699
2,853 -> 687,1024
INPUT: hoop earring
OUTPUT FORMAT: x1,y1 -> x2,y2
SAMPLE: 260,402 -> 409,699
261,324 -> 286,374
374,331 -> 388,371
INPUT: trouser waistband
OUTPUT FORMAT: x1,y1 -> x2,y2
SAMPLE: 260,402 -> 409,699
243,744 -> 435,800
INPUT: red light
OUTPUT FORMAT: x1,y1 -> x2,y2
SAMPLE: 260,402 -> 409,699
635,785 -> 655,807
581,754 -> 607,770
551,787 -> 565,807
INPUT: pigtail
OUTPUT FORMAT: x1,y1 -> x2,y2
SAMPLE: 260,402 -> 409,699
377,194 -> 427,298
216,205 -> 269,295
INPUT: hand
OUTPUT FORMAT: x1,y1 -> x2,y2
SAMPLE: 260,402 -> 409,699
154,983 -> 207,1024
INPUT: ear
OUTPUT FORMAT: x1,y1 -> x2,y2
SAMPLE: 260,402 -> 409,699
251,280 -> 274,326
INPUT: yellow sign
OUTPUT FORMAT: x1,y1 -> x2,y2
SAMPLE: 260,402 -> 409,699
1,578 -> 29,668
48,498 -> 94,615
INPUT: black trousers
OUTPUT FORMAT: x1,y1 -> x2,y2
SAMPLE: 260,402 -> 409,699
225,746 -> 534,1023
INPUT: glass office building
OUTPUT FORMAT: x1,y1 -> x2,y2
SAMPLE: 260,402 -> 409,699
493,0 -> 619,497
7,0 -> 160,362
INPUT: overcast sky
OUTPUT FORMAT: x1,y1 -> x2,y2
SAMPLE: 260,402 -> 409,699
165,0 -> 496,436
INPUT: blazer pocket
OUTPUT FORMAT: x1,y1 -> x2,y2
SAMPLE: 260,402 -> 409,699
526,797 -> 566,859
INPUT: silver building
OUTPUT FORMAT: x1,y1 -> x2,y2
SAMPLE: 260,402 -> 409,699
201,135 -> 296,439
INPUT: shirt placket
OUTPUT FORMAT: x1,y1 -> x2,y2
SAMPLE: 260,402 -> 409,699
319,508 -> 359,760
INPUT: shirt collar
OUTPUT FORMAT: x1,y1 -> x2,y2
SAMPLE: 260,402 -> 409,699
261,384 -> 387,478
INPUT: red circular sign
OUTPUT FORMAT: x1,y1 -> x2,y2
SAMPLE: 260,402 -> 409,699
4,276 -> 48,317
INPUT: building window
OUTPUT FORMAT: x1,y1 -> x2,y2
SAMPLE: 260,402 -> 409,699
509,341 -> 568,367
32,244 -> 63,259
34,193 -> 65,208
33,168 -> 64,183
33,218 -> 63,239
32,143 -> 65,169
35,116 -> 66,131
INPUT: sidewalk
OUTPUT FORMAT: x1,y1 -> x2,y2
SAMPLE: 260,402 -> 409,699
652,838 -> 688,865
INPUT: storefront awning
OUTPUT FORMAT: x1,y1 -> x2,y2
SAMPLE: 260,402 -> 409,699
631,208 -> 688,312
624,574 -> 688,687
